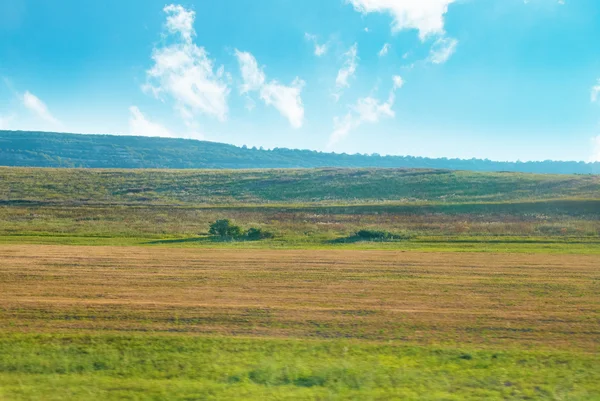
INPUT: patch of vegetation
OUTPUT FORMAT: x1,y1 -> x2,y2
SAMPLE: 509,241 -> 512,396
208,219 -> 274,241
245,227 -> 274,240
331,229 -> 414,243
208,219 -> 244,239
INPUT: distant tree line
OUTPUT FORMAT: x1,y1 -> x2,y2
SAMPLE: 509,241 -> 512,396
0,130 -> 598,174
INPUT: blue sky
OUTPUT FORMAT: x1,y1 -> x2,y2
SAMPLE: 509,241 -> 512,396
1,0 -> 600,162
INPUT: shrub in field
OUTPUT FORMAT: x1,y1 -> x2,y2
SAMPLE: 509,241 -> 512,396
208,219 -> 243,238
245,227 -> 275,240
356,230 -> 396,240
355,229 -> 411,241
208,220 -> 273,241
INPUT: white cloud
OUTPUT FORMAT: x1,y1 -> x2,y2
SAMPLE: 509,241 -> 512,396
129,106 -> 174,137
334,43 -> 359,100
378,43 -> 391,57
22,91 -> 60,125
329,75 -> 403,146
144,4 -> 230,123
428,36 -> 458,64
330,97 -> 394,146
304,33 -> 328,57
235,50 -> 265,94
347,0 -> 456,40
392,75 -> 404,90
591,79 -> 600,103
315,44 -> 328,57
261,79 -> 305,129
163,4 -> 195,42
235,50 -> 305,129
591,136 -> 600,162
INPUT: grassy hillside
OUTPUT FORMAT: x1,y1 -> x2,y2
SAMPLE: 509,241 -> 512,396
2,167 -> 599,205
2,130 -> 599,174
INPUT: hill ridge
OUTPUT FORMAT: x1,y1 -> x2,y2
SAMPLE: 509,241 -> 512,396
1,130 -> 598,174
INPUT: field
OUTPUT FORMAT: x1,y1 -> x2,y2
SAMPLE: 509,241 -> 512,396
0,167 -> 599,399
1,167 -> 599,253
1,246 -> 599,400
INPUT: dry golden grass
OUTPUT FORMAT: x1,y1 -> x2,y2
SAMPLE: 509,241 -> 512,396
1,245 -> 598,351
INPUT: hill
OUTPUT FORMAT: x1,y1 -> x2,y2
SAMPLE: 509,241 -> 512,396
1,130 -> 598,174
2,167 -> 599,206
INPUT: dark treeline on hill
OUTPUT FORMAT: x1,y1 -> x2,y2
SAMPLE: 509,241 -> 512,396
1,130 -> 598,174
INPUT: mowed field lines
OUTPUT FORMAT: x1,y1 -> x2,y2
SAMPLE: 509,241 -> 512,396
1,245 -> 598,351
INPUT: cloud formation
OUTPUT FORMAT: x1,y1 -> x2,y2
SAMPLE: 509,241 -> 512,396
329,75 -> 403,146
236,50 -> 266,94
235,50 -> 305,129
304,33 -> 328,57
347,1 -> 460,64
129,106 -> 174,137
334,43 -> 358,100
378,43 -> 391,57
428,36 -> 458,64
163,4 -> 195,42
261,79 -> 306,129
347,0 -> 456,40
22,91 -> 60,125
144,4 -> 230,123
392,75 -> 404,90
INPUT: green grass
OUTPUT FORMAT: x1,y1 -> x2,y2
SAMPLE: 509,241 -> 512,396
1,234 -> 599,253
2,167 -> 599,205
0,200 -> 598,252
0,334 -> 598,400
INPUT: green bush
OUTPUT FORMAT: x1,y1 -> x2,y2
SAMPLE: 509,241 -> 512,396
245,227 -> 274,240
208,219 -> 243,238
208,220 -> 273,241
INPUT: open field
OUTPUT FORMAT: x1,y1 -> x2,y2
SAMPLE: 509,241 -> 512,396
0,245 -> 599,399
2,246 -> 599,348
1,167 -> 599,399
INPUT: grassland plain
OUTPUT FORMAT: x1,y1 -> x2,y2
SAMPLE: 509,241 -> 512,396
0,246 -> 599,400
1,167 -> 599,399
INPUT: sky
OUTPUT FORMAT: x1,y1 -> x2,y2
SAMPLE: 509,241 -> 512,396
1,0 -> 600,162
